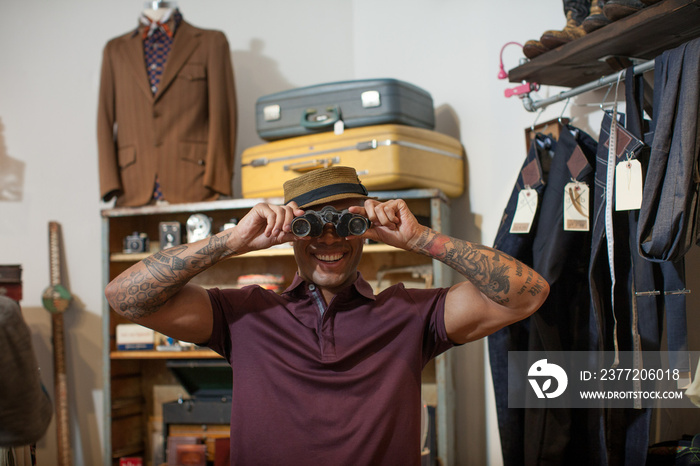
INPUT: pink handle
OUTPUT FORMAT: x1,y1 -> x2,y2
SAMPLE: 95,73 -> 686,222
504,82 -> 539,98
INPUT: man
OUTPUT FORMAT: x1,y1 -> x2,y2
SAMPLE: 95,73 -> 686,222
105,166 -> 549,465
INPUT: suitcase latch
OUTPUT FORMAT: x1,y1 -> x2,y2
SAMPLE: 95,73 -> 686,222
248,158 -> 269,167
263,104 -> 281,121
357,139 -> 378,151
361,90 -> 381,108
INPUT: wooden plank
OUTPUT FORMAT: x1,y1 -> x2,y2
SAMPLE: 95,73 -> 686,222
509,0 -> 700,87
111,349 -> 222,360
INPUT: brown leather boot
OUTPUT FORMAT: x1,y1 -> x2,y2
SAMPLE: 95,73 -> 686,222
540,10 -> 587,49
523,39 -> 550,59
603,0 -> 645,21
582,0 -> 612,32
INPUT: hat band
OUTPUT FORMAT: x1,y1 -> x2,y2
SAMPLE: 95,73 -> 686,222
289,182 -> 368,207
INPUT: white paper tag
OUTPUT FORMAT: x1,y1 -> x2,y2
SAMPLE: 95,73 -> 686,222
510,188 -> 538,234
334,119 -> 345,135
563,182 -> 590,231
615,159 -> 643,211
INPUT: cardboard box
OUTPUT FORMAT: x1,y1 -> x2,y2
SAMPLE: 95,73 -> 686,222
116,323 -> 155,350
0,265 -> 22,301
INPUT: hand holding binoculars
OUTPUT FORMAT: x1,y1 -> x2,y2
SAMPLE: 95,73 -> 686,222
291,206 -> 370,238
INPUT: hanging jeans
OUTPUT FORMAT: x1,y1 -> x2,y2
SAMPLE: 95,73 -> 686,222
523,124 -> 600,466
625,63 -> 691,381
631,39 -> 699,387
588,106 -> 674,466
489,133 -> 553,466
637,38 -> 700,263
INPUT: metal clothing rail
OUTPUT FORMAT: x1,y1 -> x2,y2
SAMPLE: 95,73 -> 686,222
520,59 -> 656,112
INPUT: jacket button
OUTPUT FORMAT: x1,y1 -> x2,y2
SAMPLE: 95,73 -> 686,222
198,160 -> 205,166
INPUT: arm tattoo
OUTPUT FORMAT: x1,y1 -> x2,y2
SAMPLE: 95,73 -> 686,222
412,228 -> 544,305
111,233 -> 235,319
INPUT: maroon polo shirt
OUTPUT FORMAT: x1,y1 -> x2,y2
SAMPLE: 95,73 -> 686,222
206,272 -> 453,466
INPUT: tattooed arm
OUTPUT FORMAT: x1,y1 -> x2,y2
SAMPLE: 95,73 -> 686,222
104,202 -> 303,344
408,228 -> 548,343
354,199 -> 549,344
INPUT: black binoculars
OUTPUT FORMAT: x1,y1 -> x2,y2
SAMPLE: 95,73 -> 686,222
291,206 -> 370,238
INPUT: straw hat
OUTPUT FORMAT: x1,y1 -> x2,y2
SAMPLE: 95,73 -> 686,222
283,166 -> 372,209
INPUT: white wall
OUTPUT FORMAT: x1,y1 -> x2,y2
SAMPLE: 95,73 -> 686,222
0,1 -> 590,464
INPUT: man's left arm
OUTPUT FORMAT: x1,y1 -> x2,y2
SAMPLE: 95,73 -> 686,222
409,227 -> 548,344
354,199 -> 549,344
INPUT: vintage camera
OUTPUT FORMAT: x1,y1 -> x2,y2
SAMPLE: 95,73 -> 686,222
186,213 -> 212,243
123,232 -> 149,254
159,222 -> 182,250
291,206 -> 370,238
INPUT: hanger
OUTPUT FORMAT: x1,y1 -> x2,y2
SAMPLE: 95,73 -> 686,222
599,83 -> 614,110
142,0 -> 177,22
524,106 -> 569,152
144,1 -> 177,9
558,97 -> 571,126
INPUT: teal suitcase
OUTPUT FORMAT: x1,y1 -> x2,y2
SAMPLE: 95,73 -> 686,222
255,78 -> 435,141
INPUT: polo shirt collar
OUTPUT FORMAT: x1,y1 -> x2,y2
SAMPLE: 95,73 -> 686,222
283,272 -> 376,301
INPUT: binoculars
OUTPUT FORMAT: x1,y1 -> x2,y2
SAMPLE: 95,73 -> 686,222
291,206 -> 370,238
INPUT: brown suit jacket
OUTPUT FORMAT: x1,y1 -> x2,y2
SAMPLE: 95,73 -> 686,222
97,21 -> 237,206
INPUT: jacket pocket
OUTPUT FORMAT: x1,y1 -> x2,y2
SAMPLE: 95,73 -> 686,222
178,141 -> 207,166
178,64 -> 206,81
118,146 -> 136,169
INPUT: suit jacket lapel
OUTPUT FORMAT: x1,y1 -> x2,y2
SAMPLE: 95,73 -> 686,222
118,31 -> 153,100
155,21 -> 201,101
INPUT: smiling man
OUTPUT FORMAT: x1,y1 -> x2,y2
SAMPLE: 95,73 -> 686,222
105,166 -> 548,466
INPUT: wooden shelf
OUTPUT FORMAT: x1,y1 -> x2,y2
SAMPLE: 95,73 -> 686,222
111,348 -> 222,360
508,0 -> 700,88
101,188 -> 448,219
110,242 -> 402,262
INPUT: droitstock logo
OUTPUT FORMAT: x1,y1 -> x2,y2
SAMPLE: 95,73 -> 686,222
528,359 -> 568,399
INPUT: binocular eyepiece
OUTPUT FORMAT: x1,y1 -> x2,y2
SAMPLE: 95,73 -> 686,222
291,206 -> 370,238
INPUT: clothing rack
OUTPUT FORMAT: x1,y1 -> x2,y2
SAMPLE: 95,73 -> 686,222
521,59 -> 655,112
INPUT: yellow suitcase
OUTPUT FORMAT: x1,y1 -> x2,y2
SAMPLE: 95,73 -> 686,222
241,124 -> 464,199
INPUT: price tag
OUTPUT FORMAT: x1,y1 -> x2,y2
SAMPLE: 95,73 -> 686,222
615,159 -> 643,211
563,182 -> 590,231
510,188 -> 538,234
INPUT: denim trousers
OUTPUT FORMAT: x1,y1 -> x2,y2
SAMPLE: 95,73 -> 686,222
490,133 -> 552,466
637,38 -> 700,263
588,108 -> 682,465
524,124 -> 600,466
490,126 -> 603,466
625,63 -> 690,377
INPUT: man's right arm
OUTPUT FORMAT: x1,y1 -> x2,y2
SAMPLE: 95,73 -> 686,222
104,202 -> 302,344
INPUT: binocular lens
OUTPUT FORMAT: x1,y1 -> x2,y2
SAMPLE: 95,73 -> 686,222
291,217 -> 312,237
347,216 -> 369,236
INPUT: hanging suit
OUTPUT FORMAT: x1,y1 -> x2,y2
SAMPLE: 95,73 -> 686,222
97,18 -> 237,206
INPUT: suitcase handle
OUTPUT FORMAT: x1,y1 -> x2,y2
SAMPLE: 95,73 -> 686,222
301,105 -> 341,129
283,157 -> 339,173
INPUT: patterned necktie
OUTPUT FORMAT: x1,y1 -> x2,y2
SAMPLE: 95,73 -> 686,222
140,9 -> 177,95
